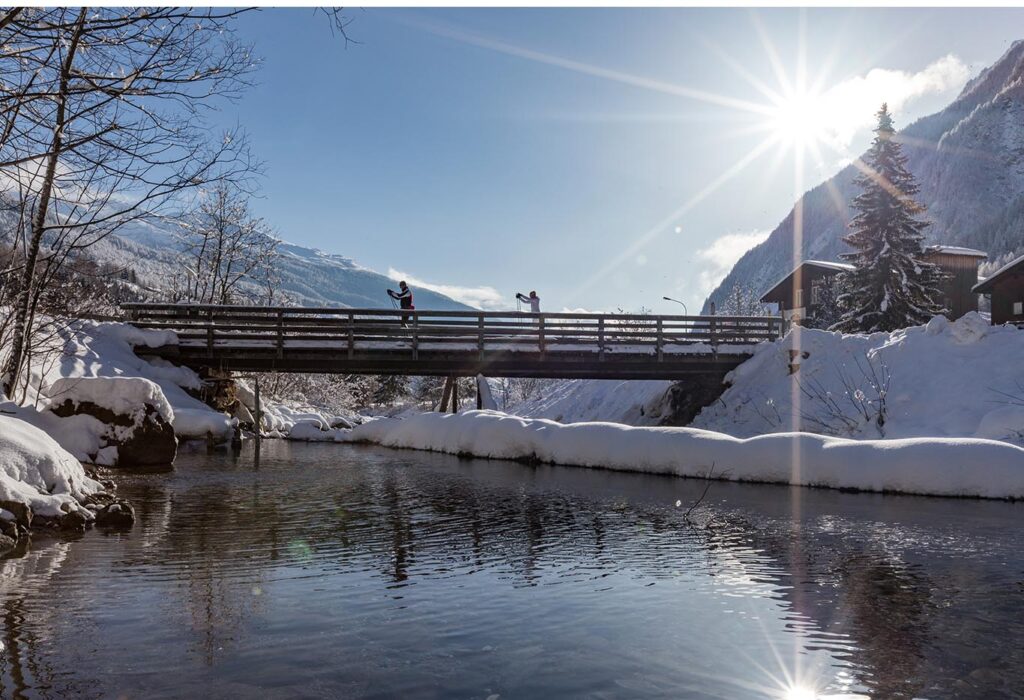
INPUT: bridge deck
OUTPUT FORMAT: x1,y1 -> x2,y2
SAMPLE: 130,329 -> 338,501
124,304 -> 783,379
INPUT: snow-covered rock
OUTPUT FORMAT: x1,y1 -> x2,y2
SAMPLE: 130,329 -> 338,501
19,319 -> 233,447
0,414 -> 99,519
287,421 -> 348,442
347,410 -> 1024,500
46,376 -> 173,425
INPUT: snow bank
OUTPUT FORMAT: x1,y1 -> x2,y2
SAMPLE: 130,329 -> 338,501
693,313 -> 1024,443
0,414 -> 98,518
234,380 -> 353,438
26,319 -> 231,443
287,421 -> 349,442
347,411 -> 1024,500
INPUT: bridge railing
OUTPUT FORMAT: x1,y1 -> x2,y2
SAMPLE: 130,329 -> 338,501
122,304 -> 784,359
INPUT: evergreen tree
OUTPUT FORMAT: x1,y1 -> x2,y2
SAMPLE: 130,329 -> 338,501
832,104 -> 947,333
719,283 -> 770,317
805,276 -> 845,330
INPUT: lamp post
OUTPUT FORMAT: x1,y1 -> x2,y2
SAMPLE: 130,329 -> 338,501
662,296 -> 688,315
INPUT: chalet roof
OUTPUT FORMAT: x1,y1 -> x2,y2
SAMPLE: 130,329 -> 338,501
924,245 -> 988,258
759,260 -> 854,303
804,260 -> 855,272
973,253 -> 1024,294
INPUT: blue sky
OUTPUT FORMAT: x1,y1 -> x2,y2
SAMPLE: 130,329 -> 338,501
216,8 -> 1024,313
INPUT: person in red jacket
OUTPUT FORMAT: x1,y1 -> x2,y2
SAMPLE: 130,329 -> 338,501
387,281 -> 414,327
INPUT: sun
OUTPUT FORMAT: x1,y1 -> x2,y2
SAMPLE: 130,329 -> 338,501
766,88 -> 829,149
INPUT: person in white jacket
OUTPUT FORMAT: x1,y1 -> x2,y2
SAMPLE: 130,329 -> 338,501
516,291 -> 540,313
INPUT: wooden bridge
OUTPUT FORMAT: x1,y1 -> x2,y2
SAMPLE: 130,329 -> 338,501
123,304 -> 784,380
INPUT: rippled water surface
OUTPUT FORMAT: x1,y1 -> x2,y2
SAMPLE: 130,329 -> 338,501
0,441 -> 1022,699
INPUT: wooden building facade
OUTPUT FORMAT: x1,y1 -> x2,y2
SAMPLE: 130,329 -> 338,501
972,254 -> 1024,325
921,246 -> 987,320
760,246 -> 987,327
759,260 -> 853,324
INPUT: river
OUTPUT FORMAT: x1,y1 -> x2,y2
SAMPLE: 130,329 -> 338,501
0,441 -> 1020,699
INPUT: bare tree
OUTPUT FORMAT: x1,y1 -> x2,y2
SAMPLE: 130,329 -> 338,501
0,7 -> 260,395
178,182 -> 278,305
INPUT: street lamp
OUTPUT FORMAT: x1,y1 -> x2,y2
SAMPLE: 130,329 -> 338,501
662,296 -> 688,315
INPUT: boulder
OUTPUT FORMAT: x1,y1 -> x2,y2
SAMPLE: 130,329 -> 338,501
95,501 -> 135,529
58,510 -> 89,533
50,399 -> 176,467
0,500 -> 32,529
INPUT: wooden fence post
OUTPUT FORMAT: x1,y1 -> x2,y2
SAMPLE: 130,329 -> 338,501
656,317 -> 664,362
538,316 -> 546,358
347,311 -> 354,360
478,313 -> 485,361
206,308 -> 214,357
412,312 -> 419,360
276,310 -> 284,359
254,376 -> 262,454
598,317 -> 605,361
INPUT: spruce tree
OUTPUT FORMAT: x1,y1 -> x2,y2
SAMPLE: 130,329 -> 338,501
832,104 -> 947,333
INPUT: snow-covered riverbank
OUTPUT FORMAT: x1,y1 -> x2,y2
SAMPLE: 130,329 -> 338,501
509,314 -> 1024,446
693,313 -> 1024,443
347,410 -> 1024,500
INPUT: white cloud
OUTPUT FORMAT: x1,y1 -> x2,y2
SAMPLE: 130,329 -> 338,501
818,54 -> 971,146
388,267 -> 508,310
695,230 -> 770,297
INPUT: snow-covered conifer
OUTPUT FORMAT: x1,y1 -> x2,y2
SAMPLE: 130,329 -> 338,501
832,104 -> 946,332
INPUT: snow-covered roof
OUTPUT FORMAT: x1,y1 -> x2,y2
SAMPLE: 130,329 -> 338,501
804,260 -> 855,272
759,260 -> 854,302
925,245 -> 988,258
973,252 -> 1024,294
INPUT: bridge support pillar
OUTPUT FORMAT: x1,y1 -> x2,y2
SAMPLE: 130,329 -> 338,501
439,376 -> 455,413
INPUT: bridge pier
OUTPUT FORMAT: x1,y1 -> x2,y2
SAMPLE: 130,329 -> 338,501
439,375 -> 461,413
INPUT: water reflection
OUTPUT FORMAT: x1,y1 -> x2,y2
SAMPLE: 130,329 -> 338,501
0,440 -> 1019,699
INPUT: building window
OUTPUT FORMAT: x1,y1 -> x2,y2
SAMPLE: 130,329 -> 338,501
795,289 -> 803,308
1014,301 -> 1023,316
810,282 -> 821,306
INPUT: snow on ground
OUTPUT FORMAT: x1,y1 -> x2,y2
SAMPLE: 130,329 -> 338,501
693,313 -> 1024,444
0,413 -> 99,518
509,379 -> 674,424
346,410 -> 1024,500
233,380 -> 354,438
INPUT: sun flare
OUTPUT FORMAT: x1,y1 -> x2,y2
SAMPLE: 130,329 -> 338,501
767,89 -> 829,148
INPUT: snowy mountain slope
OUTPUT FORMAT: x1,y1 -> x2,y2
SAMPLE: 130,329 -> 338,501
0,212 -> 472,311
98,221 -> 472,310
704,40 -> 1024,311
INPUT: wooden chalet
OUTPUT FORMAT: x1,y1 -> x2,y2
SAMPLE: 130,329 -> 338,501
759,260 -> 853,324
761,246 -> 987,326
921,245 -> 987,320
972,253 -> 1024,325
